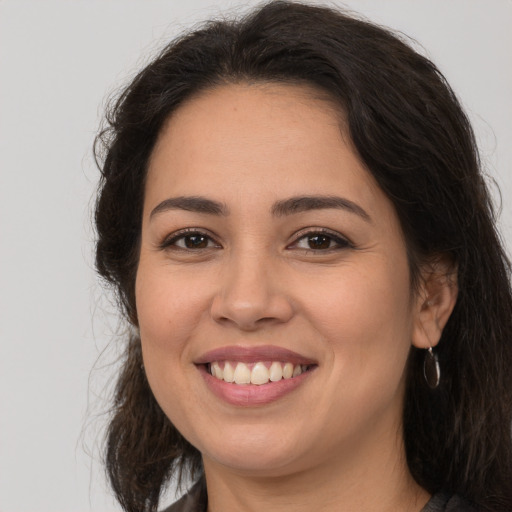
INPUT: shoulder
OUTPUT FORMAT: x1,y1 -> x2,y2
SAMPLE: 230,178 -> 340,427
422,492 -> 479,512
161,486 -> 484,512
160,479 -> 207,512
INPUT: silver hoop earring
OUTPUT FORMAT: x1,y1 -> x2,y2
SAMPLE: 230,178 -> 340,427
423,347 -> 440,389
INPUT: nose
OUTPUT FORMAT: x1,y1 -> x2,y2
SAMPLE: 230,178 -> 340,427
210,251 -> 294,331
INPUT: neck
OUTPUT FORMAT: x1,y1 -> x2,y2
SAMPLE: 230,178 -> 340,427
203,423 -> 429,512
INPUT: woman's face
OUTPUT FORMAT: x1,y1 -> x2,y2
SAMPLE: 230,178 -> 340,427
136,83 -> 426,477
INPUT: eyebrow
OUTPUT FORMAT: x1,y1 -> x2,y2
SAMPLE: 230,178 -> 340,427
149,194 -> 371,222
271,195 -> 371,222
150,196 -> 229,218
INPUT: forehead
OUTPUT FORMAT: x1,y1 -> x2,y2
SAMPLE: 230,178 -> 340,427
145,82 -> 384,216
151,82 -> 344,164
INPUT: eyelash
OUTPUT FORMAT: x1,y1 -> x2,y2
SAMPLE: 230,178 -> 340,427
159,228 -> 220,251
288,228 -> 353,252
159,228 -> 353,252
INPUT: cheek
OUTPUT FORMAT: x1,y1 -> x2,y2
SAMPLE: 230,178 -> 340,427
136,263 -> 210,351
296,261 -> 414,378
305,261 -> 411,329
302,266 -> 413,433
135,265 -> 202,405
135,265 -> 210,432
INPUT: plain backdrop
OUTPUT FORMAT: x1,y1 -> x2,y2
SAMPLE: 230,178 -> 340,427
0,1 -> 511,510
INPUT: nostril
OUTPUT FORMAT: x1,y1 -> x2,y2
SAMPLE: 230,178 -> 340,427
210,291 -> 294,330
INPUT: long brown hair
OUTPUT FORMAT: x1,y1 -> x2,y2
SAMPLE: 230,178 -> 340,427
94,2 -> 512,511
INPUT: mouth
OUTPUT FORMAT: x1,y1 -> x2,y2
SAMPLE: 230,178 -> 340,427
206,360 -> 315,385
195,345 -> 318,406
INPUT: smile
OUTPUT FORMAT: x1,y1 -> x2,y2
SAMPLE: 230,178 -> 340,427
208,361 -> 311,385
195,346 -> 317,406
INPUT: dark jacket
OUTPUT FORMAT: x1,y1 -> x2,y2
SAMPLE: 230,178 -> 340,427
161,479 -> 477,512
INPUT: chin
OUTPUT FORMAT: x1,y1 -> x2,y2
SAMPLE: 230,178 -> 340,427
196,425 -> 307,475
205,450 -> 301,477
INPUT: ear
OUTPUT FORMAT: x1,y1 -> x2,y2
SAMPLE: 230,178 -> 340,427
411,257 -> 458,349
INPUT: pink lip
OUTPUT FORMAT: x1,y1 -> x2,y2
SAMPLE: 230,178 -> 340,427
194,345 -> 317,407
194,345 -> 316,365
198,365 -> 316,407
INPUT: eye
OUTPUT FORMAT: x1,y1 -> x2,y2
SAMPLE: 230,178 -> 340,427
160,230 -> 220,251
290,229 -> 352,251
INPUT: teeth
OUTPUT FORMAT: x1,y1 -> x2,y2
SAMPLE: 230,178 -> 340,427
233,362 -> 251,384
209,361 -> 310,385
223,362 -> 235,383
283,362 -> 294,379
269,361 -> 283,382
211,362 -> 223,380
292,364 -> 303,377
251,362 -> 270,385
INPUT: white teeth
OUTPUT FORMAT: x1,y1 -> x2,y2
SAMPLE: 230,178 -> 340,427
269,361 -> 283,382
282,362 -> 294,379
211,362 -> 223,380
292,364 -> 302,377
251,362 -> 270,385
209,360 -> 311,385
223,362 -> 235,383
233,362 -> 251,385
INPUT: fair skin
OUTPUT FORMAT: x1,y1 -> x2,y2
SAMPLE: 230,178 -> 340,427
136,83 -> 457,512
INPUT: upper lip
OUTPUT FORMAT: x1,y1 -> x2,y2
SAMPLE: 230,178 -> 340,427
194,345 -> 317,365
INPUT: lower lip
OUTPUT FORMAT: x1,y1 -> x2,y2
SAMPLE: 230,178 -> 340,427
198,366 -> 315,407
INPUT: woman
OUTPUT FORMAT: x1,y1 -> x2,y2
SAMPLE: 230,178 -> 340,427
94,2 -> 512,511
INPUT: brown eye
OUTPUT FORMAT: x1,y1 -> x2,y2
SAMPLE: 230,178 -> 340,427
161,230 -> 220,251
291,230 -> 352,252
183,234 -> 209,249
307,234 -> 332,250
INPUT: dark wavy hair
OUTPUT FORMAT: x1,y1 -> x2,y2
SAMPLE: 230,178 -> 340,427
94,2 -> 512,511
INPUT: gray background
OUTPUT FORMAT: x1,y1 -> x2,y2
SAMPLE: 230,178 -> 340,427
1,0 -> 511,510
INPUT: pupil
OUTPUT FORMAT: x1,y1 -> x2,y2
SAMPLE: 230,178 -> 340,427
185,235 -> 208,249
308,235 -> 330,249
